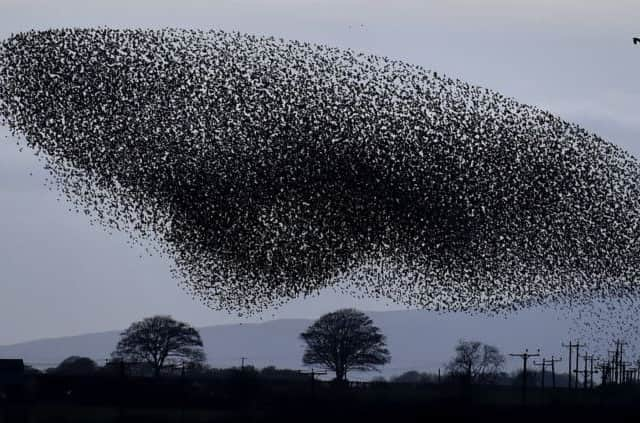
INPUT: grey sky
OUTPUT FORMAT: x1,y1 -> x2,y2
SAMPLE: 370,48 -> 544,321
0,0 -> 639,345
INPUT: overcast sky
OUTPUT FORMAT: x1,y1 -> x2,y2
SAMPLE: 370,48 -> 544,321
0,0 -> 639,346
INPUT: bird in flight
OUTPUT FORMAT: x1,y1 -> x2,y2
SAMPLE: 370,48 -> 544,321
634,37 -> 640,45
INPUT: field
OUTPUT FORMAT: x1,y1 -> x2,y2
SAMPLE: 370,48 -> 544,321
2,374 -> 640,422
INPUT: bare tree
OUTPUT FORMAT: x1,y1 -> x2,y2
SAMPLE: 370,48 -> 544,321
111,315 -> 206,377
445,339 -> 505,384
300,309 -> 390,383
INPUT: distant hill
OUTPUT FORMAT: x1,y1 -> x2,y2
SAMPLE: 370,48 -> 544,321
0,308 -> 572,380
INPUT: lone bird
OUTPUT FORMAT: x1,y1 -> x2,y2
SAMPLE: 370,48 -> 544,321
634,37 -> 640,45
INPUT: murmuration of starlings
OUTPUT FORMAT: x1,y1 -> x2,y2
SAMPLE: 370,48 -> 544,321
1,28 -> 639,315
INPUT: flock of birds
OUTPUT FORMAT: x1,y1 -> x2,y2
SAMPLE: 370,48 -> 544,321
1,28 -> 640,348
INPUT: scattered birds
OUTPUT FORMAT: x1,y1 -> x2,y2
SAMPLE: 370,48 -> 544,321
1,28 -> 640,346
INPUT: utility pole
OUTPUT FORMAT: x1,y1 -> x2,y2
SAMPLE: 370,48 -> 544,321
241,357 -> 247,370
596,360 -> 609,386
581,354 -> 596,389
562,341 -> 584,389
573,366 -> 581,390
620,339 -> 628,382
621,362 -> 631,384
562,342 -> 574,389
300,368 -> 328,398
574,342 -> 585,389
510,349 -> 540,404
613,341 -> 620,383
548,356 -> 562,389
588,356 -> 597,389
533,359 -> 547,390
613,340 -> 628,384
607,349 -> 617,384
612,346 -> 619,384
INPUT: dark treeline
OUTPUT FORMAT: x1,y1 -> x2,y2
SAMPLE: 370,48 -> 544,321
3,311 -> 640,421
26,358 -> 573,389
388,369 -> 571,388
4,366 -> 640,422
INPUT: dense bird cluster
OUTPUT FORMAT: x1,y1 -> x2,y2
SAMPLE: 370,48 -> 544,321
1,28 -> 640,316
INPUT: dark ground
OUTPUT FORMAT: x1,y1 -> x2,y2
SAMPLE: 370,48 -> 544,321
2,373 -> 640,422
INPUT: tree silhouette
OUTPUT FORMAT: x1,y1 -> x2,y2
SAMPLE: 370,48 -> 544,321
111,315 -> 206,377
300,309 -> 390,383
445,339 -> 505,384
49,356 -> 98,376
391,370 -> 435,384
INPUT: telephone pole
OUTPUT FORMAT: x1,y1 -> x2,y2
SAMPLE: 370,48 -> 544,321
548,356 -> 562,389
623,366 -> 636,384
581,354 -> 596,389
596,360 -> 610,386
621,362 -> 632,384
535,356 -> 563,390
562,341 -> 585,389
241,357 -> 247,370
300,368 -> 328,398
612,347 -> 618,384
574,342 -> 586,389
611,348 -> 621,384
510,349 -> 540,403
611,340 -> 628,384
533,359 -> 547,390
587,356 -> 598,389
607,349 -> 617,384
619,341 -> 628,383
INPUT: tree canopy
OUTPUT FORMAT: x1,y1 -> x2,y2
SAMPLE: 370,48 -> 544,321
49,356 -> 98,376
111,315 -> 206,377
300,308 -> 390,382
